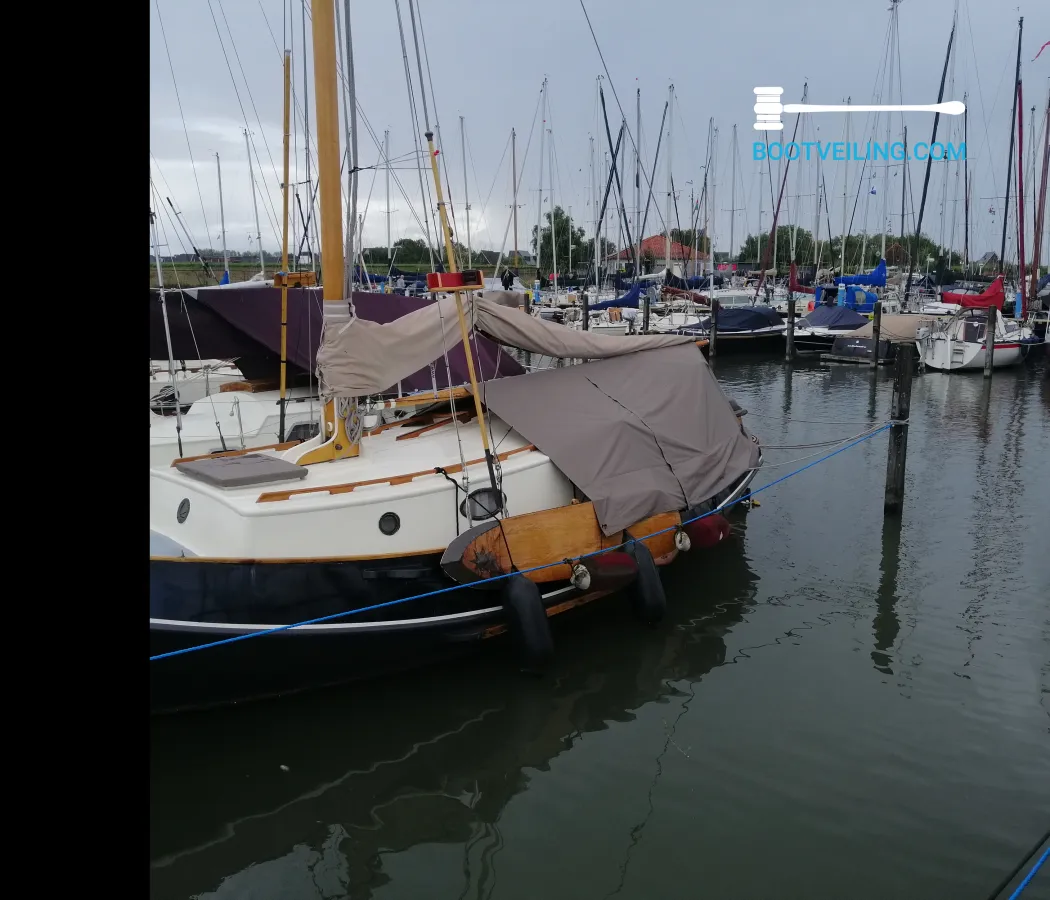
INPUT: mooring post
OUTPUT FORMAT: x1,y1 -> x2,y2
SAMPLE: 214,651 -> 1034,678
983,304 -> 996,377
884,342 -> 914,515
642,288 -> 651,334
709,299 -> 719,358
870,301 -> 882,369
581,291 -> 590,331
785,294 -> 795,361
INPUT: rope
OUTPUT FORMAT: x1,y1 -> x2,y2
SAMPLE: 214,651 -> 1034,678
985,829 -> 1050,900
1007,846 -> 1049,899
149,423 -> 891,662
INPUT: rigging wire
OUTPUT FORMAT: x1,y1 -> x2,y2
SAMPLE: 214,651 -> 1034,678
150,177 -> 231,450
578,1 -> 669,238
153,0 -> 212,250
205,0 -> 282,248
394,0 -> 438,268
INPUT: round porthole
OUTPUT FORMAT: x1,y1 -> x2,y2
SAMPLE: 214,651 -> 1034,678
459,488 -> 506,521
378,512 -> 401,536
177,499 -> 190,524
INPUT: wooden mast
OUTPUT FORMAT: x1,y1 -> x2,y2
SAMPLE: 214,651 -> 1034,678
424,128 -> 500,494
297,0 -> 358,465
278,50 -> 291,443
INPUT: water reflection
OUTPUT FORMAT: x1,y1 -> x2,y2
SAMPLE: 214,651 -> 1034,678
150,524 -> 759,900
872,513 -> 902,675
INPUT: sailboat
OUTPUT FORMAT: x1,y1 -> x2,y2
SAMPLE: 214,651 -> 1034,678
918,302 -> 1034,371
148,0 -> 763,714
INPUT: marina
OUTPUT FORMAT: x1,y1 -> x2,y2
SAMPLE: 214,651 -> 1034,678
150,0 -> 1049,895
150,355 -> 1050,900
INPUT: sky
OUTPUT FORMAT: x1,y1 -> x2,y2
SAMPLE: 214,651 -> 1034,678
150,0 -> 1049,268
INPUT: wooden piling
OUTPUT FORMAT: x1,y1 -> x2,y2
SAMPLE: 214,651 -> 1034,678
870,301 -> 882,369
642,288 -> 651,334
983,304 -> 996,377
709,299 -> 719,358
883,342 -> 914,515
581,291 -> 589,331
785,294 -> 795,361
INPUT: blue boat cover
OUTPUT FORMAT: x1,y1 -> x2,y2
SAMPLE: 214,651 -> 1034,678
591,282 -> 642,311
835,259 -> 887,287
700,305 -> 783,332
803,305 -> 869,328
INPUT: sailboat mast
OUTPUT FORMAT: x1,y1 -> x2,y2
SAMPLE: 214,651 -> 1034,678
385,129 -> 391,257
710,123 -> 717,282
902,20 -> 955,309
664,84 -> 673,272
591,136 -> 599,288
1029,90 -> 1049,302
550,116 -> 557,294
813,143 -> 821,270
635,86 -> 641,277
963,96 -> 969,271
511,127 -> 519,267
279,50 -> 291,444
536,78 -> 547,287
301,0 -> 315,272
245,129 -> 265,277
882,0 -> 899,263
151,208 -> 184,457
341,0 -> 359,297
215,153 -> 229,281
999,16 -> 1023,274
460,116 -> 471,268
296,0 -> 357,466
840,97 -> 850,274
1016,81 -> 1027,318
730,124 -> 737,266
899,125 -> 907,252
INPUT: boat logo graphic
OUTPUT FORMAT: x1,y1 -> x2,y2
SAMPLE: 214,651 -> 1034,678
753,87 -> 965,131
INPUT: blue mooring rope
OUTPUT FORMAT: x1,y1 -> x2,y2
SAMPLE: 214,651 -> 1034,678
149,423 -> 893,661
1007,845 -> 1049,900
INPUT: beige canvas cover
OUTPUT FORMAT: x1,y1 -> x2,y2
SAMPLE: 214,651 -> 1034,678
847,313 -> 938,341
316,294 -> 695,398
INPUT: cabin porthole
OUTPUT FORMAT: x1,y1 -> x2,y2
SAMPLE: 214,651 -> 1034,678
460,488 -> 506,521
378,512 -> 400,536
177,499 -> 190,524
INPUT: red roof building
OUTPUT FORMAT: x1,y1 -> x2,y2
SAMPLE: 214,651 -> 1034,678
607,234 -> 708,262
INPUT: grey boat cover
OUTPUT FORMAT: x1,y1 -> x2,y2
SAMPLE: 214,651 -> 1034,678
847,314 -> 938,341
316,292 -> 695,398
482,342 -> 760,536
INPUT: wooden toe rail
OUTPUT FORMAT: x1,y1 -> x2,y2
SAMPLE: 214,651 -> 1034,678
256,444 -> 536,503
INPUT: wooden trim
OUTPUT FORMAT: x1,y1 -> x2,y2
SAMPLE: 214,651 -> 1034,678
170,441 -> 301,466
373,386 -> 471,409
364,411 -> 437,437
694,339 -> 710,348
256,444 -> 537,503
220,379 -> 281,393
395,410 -> 475,441
150,546 -> 444,564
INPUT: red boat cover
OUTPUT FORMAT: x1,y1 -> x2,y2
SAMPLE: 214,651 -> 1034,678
789,262 -> 815,295
942,275 -> 1005,310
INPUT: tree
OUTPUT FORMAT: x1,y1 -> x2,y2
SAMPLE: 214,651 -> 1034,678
531,206 -> 588,275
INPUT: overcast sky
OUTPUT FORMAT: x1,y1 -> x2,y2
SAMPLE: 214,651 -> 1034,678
150,0 -> 1049,266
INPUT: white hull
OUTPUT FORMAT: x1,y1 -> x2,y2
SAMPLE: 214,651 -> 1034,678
919,309 -> 1033,372
150,415 -> 574,560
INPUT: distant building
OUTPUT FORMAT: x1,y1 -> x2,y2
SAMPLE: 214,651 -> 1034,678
607,234 -> 707,264
975,251 -> 998,271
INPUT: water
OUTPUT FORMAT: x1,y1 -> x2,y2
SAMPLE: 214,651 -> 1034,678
150,356 -> 1050,900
